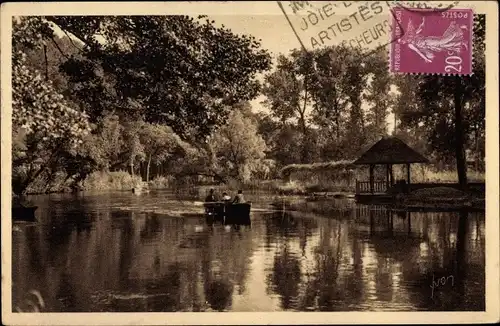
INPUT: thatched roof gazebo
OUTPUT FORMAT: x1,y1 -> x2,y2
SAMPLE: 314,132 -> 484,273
353,137 -> 429,194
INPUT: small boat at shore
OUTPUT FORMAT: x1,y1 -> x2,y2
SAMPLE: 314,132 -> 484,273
12,205 -> 38,222
203,202 -> 251,226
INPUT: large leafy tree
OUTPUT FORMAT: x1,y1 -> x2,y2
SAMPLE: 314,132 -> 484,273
12,17 -> 91,195
210,109 -> 267,182
12,15 -> 272,193
308,46 -> 352,141
309,45 -> 375,160
256,114 -> 304,167
262,50 -> 313,133
138,123 -> 185,182
44,15 -> 272,140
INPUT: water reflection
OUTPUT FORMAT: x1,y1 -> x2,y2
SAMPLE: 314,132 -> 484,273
268,245 -> 301,310
12,191 -> 485,312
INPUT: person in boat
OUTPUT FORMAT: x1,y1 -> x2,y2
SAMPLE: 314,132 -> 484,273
232,190 -> 245,204
205,188 -> 218,202
222,192 -> 231,202
204,188 -> 218,217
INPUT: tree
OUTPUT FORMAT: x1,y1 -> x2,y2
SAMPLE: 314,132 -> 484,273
12,17 -> 91,194
308,46 -> 351,141
210,110 -> 267,182
256,114 -> 304,168
308,45 -> 375,160
363,50 -> 394,143
138,123 -> 184,182
44,15 -> 272,140
261,50 -> 314,162
398,14 -> 485,186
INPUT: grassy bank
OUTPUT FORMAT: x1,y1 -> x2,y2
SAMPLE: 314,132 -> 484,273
21,171 -> 158,194
17,167 -> 485,197
269,167 -> 485,196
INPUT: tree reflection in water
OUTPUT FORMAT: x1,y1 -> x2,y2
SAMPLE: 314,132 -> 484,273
205,279 -> 234,311
297,219 -> 346,311
268,245 -> 301,310
11,192 -> 485,312
139,213 -> 162,242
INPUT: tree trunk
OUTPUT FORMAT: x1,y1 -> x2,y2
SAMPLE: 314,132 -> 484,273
369,165 -> 374,194
300,74 -> 310,163
146,154 -> 152,183
43,44 -> 49,80
454,77 -> 468,190
393,110 -> 397,135
475,125 -> 480,171
130,156 -> 135,177
17,147 -> 61,195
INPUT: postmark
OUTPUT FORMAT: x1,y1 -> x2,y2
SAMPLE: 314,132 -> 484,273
389,7 -> 473,75
276,1 -> 461,56
277,1 -> 405,55
392,0 -> 460,13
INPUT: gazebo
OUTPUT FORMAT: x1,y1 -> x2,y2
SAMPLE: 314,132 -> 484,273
353,137 -> 429,194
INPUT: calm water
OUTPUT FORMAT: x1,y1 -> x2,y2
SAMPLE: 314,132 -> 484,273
12,190 -> 485,312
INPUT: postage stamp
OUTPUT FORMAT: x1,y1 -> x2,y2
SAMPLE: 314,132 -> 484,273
389,7 -> 474,75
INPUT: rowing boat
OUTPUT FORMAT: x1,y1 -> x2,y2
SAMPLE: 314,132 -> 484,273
203,202 -> 251,226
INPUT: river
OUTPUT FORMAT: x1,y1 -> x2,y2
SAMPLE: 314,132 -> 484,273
12,190 -> 485,312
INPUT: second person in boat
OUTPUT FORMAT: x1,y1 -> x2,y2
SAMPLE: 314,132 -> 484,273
232,190 -> 245,204
222,192 -> 232,202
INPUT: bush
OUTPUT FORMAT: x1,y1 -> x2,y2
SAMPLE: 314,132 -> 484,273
275,181 -> 306,195
81,171 -> 142,191
148,176 -> 172,189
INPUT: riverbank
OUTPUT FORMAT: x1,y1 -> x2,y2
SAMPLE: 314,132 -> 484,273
271,186 -> 485,215
393,187 -> 485,211
17,171 -> 485,212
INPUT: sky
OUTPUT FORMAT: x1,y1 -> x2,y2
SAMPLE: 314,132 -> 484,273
208,13 -> 396,133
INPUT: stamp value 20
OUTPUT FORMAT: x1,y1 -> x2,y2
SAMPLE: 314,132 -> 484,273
390,8 -> 473,75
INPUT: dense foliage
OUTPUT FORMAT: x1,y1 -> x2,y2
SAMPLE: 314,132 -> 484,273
11,13 -> 485,194
11,16 -> 272,194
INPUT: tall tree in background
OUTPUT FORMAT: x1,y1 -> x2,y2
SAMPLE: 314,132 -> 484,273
342,48 -> 369,153
309,46 -> 351,141
261,49 -> 314,163
364,50 -> 394,143
256,114 -> 304,168
308,45 -> 374,160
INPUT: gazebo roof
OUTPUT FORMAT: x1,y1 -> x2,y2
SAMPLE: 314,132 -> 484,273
353,137 -> 429,165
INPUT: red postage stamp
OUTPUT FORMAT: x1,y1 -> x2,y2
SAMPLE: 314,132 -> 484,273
390,7 -> 474,75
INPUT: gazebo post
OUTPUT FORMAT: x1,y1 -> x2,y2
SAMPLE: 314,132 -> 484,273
389,164 -> 394,186
386,164 -> 390,191
406,163 -> 411,190
369,164 -> 374,194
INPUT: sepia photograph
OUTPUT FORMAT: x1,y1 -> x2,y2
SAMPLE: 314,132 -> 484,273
1,1 -> 499,325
